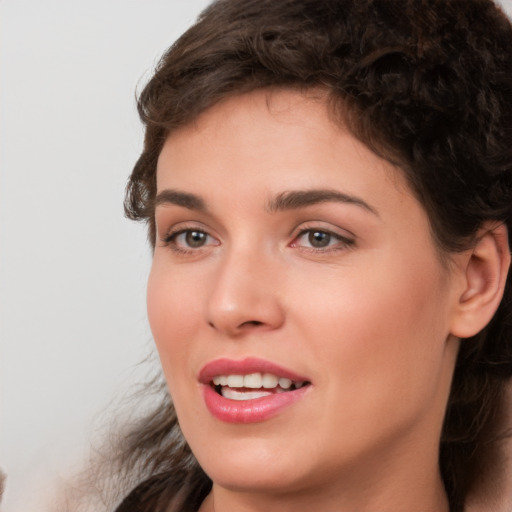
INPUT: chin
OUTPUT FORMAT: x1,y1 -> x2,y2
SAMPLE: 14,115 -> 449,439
191,435 -> 312,492
205,461 -> 310,495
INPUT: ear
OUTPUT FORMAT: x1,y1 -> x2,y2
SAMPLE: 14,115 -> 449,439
450,222 -> 511,339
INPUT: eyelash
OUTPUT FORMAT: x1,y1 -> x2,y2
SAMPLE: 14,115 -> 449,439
161,227 -> 218,255
290,227 -> 355,253
160,226 -> 355,255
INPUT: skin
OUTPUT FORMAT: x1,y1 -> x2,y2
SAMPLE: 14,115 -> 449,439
147,89 -> 470,512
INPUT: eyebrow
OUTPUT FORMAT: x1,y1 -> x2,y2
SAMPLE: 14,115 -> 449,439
153,188 -> 378,216
154,189 -> 206,211
267,189 -> 379,216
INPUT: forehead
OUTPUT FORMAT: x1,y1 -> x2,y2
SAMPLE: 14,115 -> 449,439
165,92 -> 416,213
156,89 -> 407,195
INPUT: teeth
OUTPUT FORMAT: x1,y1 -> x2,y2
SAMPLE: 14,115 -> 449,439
244,373 -> 262,388
222,388 -> 272,400
262,373 -> 279,388
278,377 -> 292,389
212,372 -> 306,390
226,375 -> 244,387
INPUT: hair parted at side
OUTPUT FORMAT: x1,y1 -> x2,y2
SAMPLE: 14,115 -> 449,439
117,1 -> 512,511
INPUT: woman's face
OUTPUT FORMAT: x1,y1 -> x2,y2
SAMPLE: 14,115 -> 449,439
148,90 -> 462,498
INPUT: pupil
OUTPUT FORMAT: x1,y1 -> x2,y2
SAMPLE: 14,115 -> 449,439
309,231 -> 330,247
186,231 -> 206,247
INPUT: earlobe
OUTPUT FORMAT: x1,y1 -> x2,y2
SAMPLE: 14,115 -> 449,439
450,223 -> 511,339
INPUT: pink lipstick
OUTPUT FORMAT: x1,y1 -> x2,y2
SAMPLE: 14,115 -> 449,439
199,357 -> 311,423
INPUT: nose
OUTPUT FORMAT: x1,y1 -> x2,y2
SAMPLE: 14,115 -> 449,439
205,249 -> 285,337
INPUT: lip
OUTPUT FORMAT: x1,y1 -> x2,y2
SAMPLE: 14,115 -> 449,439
198,357 -> 309,383
199,357 -> 311,424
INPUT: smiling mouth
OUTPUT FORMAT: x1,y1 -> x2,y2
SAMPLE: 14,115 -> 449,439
211,372 -> 311,401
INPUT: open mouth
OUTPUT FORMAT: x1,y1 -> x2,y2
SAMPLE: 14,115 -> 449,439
200,359 -> 312,422
211,372 -> 311,401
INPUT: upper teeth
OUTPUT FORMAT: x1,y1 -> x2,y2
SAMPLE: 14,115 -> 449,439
212,373 -> 300,390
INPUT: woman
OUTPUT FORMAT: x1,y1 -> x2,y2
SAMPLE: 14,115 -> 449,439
107,0 -> 512,511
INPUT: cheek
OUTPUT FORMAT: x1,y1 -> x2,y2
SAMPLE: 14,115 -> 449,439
293,252 -> 451,418
146,263 -> 202,385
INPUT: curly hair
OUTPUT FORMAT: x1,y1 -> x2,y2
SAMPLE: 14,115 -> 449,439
117,1 -> 512,511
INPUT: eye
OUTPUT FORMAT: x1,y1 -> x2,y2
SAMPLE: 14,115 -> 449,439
291,228 -> 354,251
179,230 -> 209,248
162,228 -> 219,252
305,230 -> 333,248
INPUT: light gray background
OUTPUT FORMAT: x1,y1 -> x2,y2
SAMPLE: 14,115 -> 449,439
0,2 -> 211,510
1,1 -> 511,511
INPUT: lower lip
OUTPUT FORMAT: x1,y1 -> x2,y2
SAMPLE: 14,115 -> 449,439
202,385 -> 309,423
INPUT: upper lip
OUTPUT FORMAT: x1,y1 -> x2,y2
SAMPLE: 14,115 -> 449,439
198,357 -> 309,384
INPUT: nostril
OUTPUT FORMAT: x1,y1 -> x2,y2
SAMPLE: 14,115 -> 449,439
208,319 -> 263,329
242,320 -> 264,327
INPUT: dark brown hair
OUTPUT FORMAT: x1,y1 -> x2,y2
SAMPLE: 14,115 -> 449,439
117,1 -> 512,511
